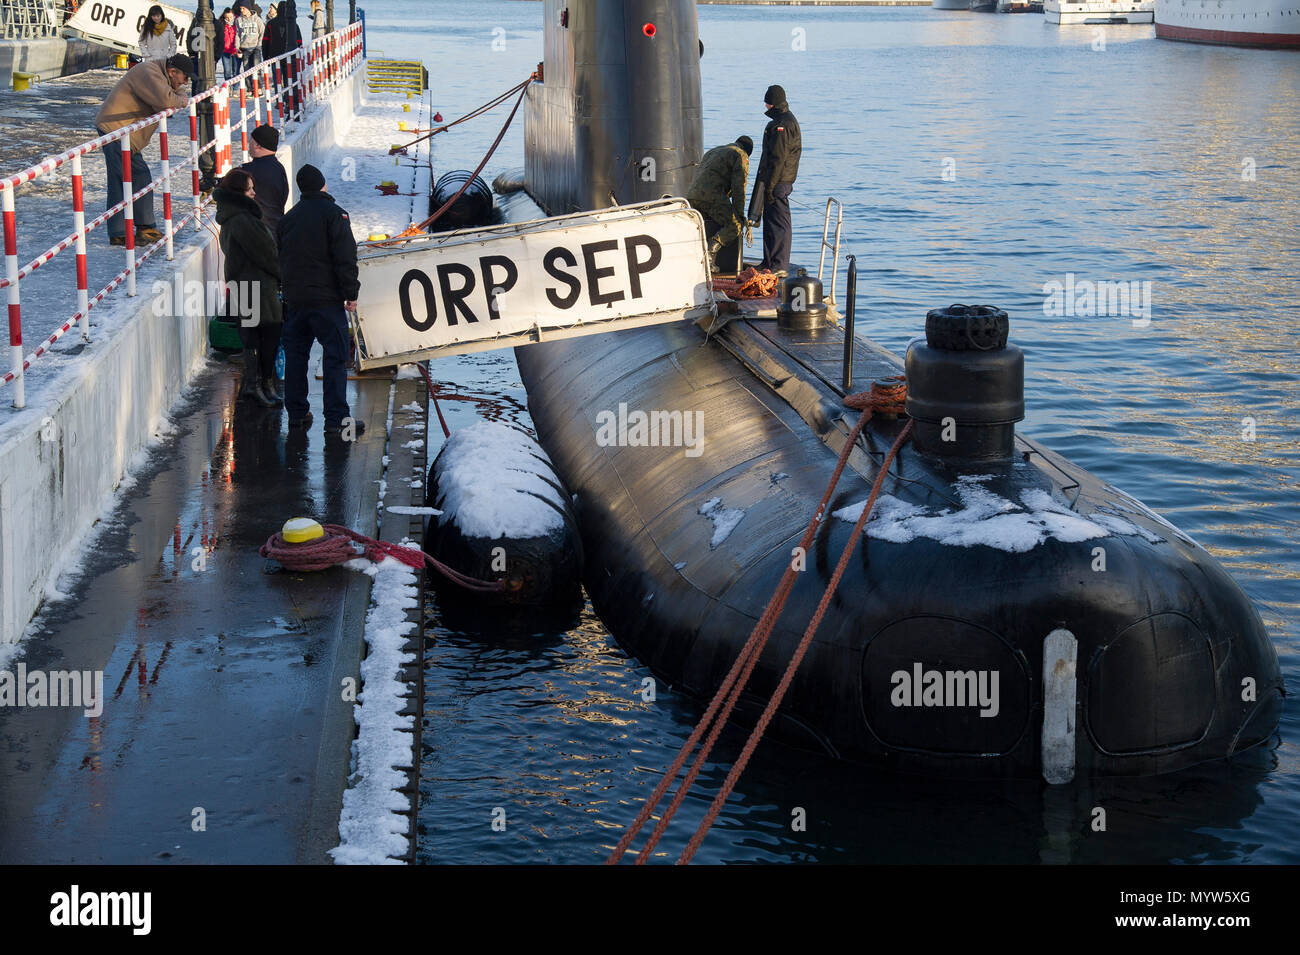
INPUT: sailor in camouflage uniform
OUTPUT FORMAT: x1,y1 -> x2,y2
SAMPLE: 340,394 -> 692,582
686,135 -> 753,271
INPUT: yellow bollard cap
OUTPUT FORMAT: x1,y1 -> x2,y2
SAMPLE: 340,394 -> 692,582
282,517 -> 325,544
368,233 -> 389,241
398,120 -> 408,130
402,103 -> 411,112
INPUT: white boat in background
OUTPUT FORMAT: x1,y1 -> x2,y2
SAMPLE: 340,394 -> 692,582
931,0 -> 971,9
1156,0 -> 1300,47
1045,0 -> 1154,23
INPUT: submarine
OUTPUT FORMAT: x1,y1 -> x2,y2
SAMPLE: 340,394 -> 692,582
480,0 -> 1284,781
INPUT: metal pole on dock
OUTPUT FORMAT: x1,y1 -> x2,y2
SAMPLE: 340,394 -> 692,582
196,0 -> 217,192
842,254 -> 857,393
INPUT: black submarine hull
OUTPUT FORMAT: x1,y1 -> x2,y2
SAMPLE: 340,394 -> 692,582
502,0 -> 1282,779
515,320 -> 1283,779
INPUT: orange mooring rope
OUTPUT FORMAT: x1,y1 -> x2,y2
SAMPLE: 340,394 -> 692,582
712,266 -> 780,299
607,376 -> 912,865
258,523 -> 504,594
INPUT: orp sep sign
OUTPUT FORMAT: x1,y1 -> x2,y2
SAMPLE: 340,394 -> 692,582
353,200 -> 715,367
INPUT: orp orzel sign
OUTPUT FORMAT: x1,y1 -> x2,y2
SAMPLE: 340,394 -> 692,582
352,199 -> 715,368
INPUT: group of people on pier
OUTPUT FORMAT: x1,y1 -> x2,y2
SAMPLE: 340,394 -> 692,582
95,21 -> 360,435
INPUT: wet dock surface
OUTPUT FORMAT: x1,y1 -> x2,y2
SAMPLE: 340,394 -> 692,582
0,356 -> 391,864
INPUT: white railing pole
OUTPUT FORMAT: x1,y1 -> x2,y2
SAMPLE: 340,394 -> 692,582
239,83 -> 249,165
189,100 -> 202,231
122,138 -> 136,297
71,153 -> 90,341
160,128 -> 174,260
3,183 -> 23,408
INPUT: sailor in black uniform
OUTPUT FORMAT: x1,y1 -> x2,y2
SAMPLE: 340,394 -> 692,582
747,84 -> 802,276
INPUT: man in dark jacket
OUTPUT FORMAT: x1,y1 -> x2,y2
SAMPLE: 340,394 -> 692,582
686,135 -> 751,273
747,84 -> 801,275
264,0 -> 301,98
276,164 -> 360,433
240,125 -> 289,233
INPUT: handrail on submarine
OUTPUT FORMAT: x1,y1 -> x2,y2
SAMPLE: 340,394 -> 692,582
817,197 -> 844,308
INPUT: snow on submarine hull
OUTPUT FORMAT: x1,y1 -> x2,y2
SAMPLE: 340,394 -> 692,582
508,0 -> 1283,780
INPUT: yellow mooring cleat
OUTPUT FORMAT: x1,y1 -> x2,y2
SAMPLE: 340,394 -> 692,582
282,517 -> 325,544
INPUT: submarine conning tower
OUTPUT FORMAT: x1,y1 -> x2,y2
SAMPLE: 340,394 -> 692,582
525,0 -> 703,215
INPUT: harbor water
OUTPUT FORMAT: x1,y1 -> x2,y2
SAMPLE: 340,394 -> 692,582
353,0 -> 1300,863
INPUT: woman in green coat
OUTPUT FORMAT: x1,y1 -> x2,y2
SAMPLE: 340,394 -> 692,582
215,168 -> 283,407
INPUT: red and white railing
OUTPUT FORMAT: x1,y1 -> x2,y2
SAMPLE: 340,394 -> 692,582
0,20 -> 364,409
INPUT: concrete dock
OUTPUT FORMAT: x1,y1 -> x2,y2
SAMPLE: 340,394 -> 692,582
0,363 -> 392,863
0,55 -> 431,862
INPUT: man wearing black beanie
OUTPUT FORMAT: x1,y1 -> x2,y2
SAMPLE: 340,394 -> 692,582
747,84 -> 802,275
276,164 -> 362,434
240,125 -> 289,236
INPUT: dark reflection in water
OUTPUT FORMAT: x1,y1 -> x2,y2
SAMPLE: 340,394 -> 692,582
417,592 -> 1285,865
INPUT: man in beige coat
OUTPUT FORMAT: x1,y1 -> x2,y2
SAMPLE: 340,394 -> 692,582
94,54 -> 192,246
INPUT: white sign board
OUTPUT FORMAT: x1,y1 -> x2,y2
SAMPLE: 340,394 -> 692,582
353,199 -> 716,368
66,1 -> 193,56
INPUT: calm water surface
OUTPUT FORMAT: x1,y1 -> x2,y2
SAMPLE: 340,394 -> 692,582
356,1 -> 1299,864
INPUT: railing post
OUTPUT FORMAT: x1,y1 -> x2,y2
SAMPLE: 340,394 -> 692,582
71,153 -> 90,340
263,64 -> 274,126
253,66 -> 264,129
270,61 -> 280,126
189,100 -> 202,231
3,183 -> 23,408
215,83 -> 231,177
297,49 -> 306,119
122,138 -> 136,296
160,129 -> 174,260
239,84 -> 249,164
842,254 -> 857,393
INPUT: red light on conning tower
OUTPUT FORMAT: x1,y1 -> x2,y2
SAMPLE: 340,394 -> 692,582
642,22 -> 656,37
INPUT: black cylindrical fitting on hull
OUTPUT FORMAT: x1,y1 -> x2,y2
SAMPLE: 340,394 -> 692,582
906,305 -> 1024,461
429,170 -> 495,231
777,268 -> 828,330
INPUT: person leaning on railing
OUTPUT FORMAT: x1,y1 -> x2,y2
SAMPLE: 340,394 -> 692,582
94,54 -> 193,247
